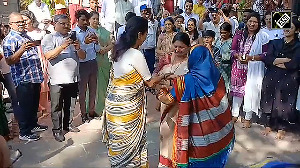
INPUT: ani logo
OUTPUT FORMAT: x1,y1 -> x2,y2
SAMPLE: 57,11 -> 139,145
272,11 -> 292,29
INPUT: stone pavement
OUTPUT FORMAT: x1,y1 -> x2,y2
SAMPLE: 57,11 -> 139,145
8,93 -> 300,168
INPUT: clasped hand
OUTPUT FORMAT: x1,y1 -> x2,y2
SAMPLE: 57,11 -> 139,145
85,33 -> 98,44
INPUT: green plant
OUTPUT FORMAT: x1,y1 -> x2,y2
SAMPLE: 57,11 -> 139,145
238,0 -> 246,10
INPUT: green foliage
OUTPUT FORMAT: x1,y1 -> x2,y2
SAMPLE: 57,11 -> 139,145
238,0 -> 246,10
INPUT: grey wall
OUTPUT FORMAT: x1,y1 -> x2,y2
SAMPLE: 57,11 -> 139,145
0,0 -> 20,25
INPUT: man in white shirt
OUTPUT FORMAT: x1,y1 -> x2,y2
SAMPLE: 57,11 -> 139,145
180,0 -> 200,28
140,5 -> 158,74
221,5 -> 238,35
28,0 -> 53,31
261,12 -> 284,40
117,12 -> 136,39
199,8 -> 231,42
229,9 -> 239,35
115,0 -> 134,31
133,0 -> 152,16
42,14 -> 85,142
100,0 -> 116,33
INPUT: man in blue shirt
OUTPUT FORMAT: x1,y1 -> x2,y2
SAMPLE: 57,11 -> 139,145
140,5 -> 159,74
2,12 -> 48,141
74,9 -> 100,122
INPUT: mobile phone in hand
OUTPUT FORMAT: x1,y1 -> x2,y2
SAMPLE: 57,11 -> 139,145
241,54 -> 246,60
70,31 -> 76,42
32,40 -> 41,46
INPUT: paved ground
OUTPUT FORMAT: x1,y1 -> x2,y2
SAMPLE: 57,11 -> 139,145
7,93 -> 300,168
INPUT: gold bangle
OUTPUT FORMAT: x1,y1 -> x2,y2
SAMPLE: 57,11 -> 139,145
60,45 -> 66,50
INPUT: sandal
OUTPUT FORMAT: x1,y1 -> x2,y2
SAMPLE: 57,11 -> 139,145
261,127 -> 272,136
232,117 -> 238,123
275,130 -> 286,140
242,119 -> 251,128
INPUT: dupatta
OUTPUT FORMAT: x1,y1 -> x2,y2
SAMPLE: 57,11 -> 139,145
243,30 -> 269,114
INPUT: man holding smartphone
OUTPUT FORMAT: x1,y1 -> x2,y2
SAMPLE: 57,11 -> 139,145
74,9 -> 100,122
42,14 -> 86,142
2,12 -> 47,141
140,5 -> 159,74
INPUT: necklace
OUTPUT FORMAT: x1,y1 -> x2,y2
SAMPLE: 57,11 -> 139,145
170,56 -> 188,73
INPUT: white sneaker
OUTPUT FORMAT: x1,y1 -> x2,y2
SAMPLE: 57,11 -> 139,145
31,125 -> 48,133
19,134 -> 40,141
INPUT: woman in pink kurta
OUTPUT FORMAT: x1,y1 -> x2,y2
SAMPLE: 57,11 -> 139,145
231,12 -> 268,128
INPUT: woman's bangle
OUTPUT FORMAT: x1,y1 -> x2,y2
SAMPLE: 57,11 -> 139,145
252,56 -> 255,61
60,45 -> 65,50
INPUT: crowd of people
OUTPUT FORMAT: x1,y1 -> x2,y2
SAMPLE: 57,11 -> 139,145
0,0 -> 300,167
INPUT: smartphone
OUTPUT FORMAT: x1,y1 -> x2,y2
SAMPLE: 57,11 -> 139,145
180,23 -> 186,32
70,31 -> 76,42
241,54 -> 246,60
32,40 -> 41,46
181,23 -> 185,28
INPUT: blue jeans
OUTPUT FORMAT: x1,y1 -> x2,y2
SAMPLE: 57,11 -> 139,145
15,83 -> 41,136
142,48 -> 156,74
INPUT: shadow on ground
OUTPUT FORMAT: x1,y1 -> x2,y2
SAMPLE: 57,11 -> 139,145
8,94 -> 300,167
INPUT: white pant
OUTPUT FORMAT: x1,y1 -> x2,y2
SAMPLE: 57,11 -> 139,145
232,96 -> 253,120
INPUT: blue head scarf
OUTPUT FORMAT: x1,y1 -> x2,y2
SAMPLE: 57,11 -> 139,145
184,45 -> 221,99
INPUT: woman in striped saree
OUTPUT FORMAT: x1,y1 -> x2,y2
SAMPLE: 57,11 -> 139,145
157,45 -> 234,167
102,16 -> 168,168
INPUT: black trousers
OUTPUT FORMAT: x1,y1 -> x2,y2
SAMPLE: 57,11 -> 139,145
263,113 -> 289,131
50,83 -> 78,133
15,83 -> 41,136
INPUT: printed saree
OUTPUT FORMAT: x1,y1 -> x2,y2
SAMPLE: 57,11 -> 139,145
102,69 -> 148,168
160,45 -> 234,167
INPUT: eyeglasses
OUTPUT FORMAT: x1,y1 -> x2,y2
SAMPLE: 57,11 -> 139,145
57,22 -> 70,27
10,20 -> 25,24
